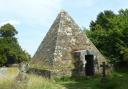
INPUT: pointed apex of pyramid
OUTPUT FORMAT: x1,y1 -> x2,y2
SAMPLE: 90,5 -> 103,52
58,9 -> 69,17
60,9 -> 67,13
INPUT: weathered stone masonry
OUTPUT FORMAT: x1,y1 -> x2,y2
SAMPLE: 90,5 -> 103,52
32,10 -> 107,77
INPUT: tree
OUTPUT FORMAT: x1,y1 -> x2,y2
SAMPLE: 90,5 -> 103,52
0,23 -> 30,66
0,23 -> 18,37
90,10 -> 115,31
86,9 -> 128,66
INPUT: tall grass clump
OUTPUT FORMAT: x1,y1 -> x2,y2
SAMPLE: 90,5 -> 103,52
0,68 -> 65,89
27,74 -> 64,89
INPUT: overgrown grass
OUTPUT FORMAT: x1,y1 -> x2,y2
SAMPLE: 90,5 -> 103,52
0,68 -> 64,89
27,74 -> 63,89
0,68 -> 19,89
0,67 -> 128,89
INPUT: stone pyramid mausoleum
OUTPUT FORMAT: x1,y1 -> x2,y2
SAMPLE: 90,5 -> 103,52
32,10 -> 107,77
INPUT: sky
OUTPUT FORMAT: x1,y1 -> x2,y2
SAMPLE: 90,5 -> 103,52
0,0 -> 128,56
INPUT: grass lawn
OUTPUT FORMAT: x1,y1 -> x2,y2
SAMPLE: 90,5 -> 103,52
0,67 -> 128,89
55,71 -> 128,89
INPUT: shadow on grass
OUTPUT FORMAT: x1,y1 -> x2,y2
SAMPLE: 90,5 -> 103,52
55,73 -> 128,89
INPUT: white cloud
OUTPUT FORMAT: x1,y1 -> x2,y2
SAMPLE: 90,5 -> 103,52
0,20 -> 20,27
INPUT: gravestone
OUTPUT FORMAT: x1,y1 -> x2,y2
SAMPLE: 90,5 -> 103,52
19,62 -> 29,73
100,62 -> 109,82
14,62 -> 29,89
17,62 -> 29,81
0,66 -> 7,77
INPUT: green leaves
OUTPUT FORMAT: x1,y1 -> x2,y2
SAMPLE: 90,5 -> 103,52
90,10 -> 116,31
0,23 -> 18,37
87,9 -> 128,65
0,23 -> 30,66
0,55 -> 7,65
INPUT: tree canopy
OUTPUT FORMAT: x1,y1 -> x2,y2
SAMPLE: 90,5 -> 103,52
86,9 -> 128,66
0,23 -> 18,37
0,23 -> 30,66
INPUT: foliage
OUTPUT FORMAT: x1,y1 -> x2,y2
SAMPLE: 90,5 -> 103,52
0,23 -> 18,37
86,9 -> 128,65
0,23 -> 30,66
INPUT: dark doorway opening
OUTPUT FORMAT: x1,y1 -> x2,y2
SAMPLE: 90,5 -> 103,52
85,55 -> 94,76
